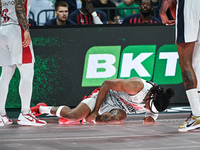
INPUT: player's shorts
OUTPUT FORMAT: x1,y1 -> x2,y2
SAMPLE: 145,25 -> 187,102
176,0 -> 200,44
81,88 -> 122,115
0,24 -> 35,66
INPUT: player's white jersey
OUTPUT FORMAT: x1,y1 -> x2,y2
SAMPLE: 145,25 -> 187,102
1,0 -> 31,26
99,79 -> 153,114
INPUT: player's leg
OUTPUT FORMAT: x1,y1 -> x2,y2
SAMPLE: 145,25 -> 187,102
96,109 -> 127,124
192,42 -> 200,102
52,103 -> 92,121
17,63 -> 46,126
0,65 -> 16,125
17,63 -> 34,114
177,42 -> 200,131
34,102 -> 92,122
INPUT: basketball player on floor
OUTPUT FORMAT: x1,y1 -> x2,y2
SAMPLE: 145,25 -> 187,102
160,0 -> 200,132
0,0 -> 46,126
31,77 -> 175,125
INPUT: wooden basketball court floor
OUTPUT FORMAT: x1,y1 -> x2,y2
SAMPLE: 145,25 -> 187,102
1,110 -> 200,150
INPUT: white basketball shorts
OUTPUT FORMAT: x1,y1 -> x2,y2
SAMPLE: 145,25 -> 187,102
0,24 -> 35,66
176,0 -> 200,44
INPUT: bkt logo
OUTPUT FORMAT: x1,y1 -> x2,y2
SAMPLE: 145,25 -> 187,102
82,44 -> 182,87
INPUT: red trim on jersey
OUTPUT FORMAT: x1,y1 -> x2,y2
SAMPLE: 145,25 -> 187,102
84,15 -> 88,24
82,88 -> 100,100
79,14 -> 85,25
88,15 -> 91,24
20,26 -> 32,63
24,0 -> 27,14
76,15 -> 80,25
98,13 -> 101,20
18,0 -> 32,64
138,17 -> 141,23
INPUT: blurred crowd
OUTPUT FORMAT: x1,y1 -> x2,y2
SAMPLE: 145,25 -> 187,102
29,0 -> 176,26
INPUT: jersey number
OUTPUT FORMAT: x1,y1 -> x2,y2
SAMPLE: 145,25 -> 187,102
2,9 -> 10,23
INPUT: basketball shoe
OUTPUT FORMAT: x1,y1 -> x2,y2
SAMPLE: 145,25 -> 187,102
0,116 -> 4,126
1,115 -> 13,125
30,103 -> 47,116
59,117 -> 82,125
178,115 -> 200,132
17,111 -> 47,126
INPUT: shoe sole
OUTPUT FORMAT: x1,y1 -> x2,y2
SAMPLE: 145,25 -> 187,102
178,124 -> 200,132
17,121 -> 47,126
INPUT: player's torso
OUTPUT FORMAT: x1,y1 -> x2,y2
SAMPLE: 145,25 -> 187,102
1,0 -> 31,26
105,89 -> 148,114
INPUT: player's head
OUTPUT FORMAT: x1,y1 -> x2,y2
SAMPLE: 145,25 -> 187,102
139,0 -> 153,15
145,82 -> 175,113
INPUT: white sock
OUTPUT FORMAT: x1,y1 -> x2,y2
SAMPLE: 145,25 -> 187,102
39,106 -> 53,114
192,42 -> 200,113
186,89 -> 200,117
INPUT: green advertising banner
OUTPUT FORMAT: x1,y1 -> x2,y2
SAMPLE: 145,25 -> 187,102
0,25 -> 188,108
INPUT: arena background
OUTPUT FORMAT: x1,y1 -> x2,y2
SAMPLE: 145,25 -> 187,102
0,24 -> 189,108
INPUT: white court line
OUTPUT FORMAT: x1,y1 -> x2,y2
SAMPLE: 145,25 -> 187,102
121,145 -> 200,150
0,133 -> 195,142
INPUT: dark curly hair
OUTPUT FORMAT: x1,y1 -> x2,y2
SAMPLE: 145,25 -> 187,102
147,81 -> 175,113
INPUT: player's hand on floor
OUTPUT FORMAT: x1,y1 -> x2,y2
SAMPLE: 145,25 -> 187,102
85,111 -> 99,124
143,116 -> 155,124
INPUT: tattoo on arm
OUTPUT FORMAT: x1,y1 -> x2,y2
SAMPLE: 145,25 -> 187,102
15,0 -> 29,31
182,70 -> 194,90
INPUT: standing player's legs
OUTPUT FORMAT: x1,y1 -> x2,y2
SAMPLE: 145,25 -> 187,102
176,0 -> 200,131
17,63 -> 34,114
177,42 -> 200,117
0,66 -> 16,115
177,43 -> 200,132
16,63 -> 47,126
192,42 -> 200,102
0,65 -> 16,125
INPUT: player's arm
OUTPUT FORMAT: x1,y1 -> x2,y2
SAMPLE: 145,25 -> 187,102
85,77 -> 143,123
15,0 -> 31,47
159,0 -> 175,25
0,2 -> 2,14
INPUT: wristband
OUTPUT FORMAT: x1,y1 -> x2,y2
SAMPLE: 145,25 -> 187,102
56,106 -> 65,117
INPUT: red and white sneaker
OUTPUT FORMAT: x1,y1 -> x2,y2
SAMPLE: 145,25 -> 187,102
59,117 -> 82,125
17,111 -> 47,126
30,103 -> 47,116
1,115 -> 13,125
